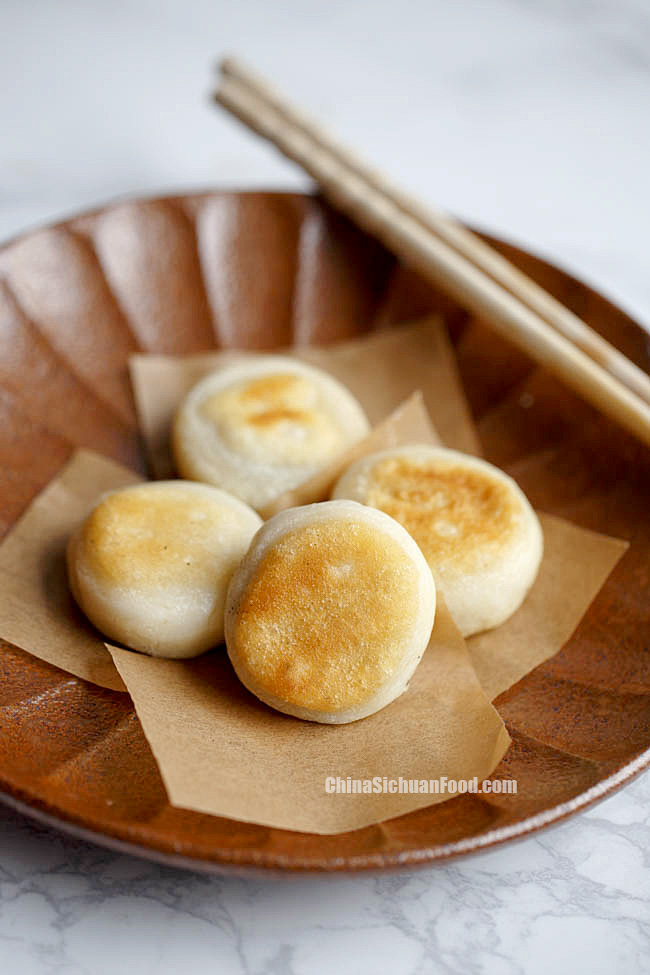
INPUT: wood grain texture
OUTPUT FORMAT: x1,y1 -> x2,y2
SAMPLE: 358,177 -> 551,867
0,192 -> 648,873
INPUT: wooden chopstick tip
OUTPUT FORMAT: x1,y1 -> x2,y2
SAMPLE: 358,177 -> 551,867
212,55 -> 239,93
213,56 -> 259,105
219,55 -> 246,79
215,54 -> 234,78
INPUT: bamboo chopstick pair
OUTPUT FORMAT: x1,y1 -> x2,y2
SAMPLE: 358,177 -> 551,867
214,58 -> 650,449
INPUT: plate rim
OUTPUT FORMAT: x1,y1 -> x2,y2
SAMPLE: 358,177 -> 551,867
2,744 -> 649,873
1,188 -> 648,874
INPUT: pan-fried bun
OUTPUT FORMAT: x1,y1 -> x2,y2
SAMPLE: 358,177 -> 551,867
332,445 -> 542,637
225,500 -> 436,724
67,481 -> 262,658
172,356 -> 370,512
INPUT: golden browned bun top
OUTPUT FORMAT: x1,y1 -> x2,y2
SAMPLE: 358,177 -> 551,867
77,483 -> 255,592
231,518 -> 422,714
363,454 -> 520,570
200,372 -> 346,466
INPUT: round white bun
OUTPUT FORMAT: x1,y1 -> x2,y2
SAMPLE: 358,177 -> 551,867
67,480 -> 262,658
172,356 -> 370,513
225,500 -> 436,724
332,445 -> 543,637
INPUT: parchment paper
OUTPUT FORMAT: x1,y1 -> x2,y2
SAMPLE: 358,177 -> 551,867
468,514 -> 629,701
129,319 -> 628,702
129,316 -> 481,481
0,446 -> 511,834
0,392 -> 433,696
0,450 -> 135,691
106,596 -> 510,834
0,320 -> 629,833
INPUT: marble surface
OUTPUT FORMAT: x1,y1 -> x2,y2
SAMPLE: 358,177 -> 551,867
1,0 -> 649,971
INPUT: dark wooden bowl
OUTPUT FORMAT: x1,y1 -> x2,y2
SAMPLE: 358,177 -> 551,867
0,191 -> 648,873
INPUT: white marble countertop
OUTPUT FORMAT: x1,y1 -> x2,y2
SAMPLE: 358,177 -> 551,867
1,1 -> 649,972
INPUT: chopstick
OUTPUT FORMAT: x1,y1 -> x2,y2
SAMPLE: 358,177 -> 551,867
221,57 -> 650,408
214,59 -> 650,448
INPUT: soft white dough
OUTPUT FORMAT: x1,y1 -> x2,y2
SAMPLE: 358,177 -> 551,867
67,480 -> 262,658
172,356 -> 370,512
225,500 -> 436,724
332,445 -> 543,637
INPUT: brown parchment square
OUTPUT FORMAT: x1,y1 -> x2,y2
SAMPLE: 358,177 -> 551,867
129,316 -> 481,482
0,316 -> 629,833
106,595 -> 510,835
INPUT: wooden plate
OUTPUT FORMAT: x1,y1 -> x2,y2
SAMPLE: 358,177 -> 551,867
0,191 -> 648,873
